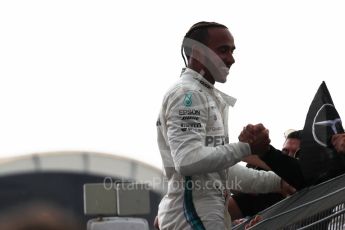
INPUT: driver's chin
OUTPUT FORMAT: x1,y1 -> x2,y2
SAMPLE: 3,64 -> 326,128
215,77 -> 227,83
214,72 -> 228,83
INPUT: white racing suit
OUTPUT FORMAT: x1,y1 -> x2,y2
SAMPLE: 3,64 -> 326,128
156,68 -> 281,230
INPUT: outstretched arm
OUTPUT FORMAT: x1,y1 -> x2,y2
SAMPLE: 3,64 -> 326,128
162,88 -> 269,175
260,146 -> 306,190
228,164 -> 281,194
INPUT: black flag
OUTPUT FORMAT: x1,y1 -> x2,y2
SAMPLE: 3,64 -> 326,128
299,81 -> 345,185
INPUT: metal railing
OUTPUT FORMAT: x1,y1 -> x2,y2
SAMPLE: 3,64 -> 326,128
233,173 -> 345,230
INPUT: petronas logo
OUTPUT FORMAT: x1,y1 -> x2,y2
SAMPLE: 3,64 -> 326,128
183,93 -> 193,107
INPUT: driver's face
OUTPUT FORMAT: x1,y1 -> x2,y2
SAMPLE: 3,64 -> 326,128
204,27 -> 235,83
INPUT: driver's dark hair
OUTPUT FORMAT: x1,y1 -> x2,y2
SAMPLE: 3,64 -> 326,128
181,21 -> 228,66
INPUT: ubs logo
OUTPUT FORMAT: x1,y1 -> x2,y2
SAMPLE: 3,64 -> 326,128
312,103 -> 343,147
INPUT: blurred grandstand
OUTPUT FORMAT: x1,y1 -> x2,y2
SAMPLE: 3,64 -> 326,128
0,152 -> 165,229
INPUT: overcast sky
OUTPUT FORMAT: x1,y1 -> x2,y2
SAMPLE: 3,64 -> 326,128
1,0 -> 344,169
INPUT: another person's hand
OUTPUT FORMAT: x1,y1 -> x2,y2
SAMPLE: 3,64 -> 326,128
242,155 -> 271,171
332,133 -> 345,154
280,180 -> 296,197
239,124 -> 256,144
239,123 -> 270,156
232,218 -> 247,226
244,215 -> 262,229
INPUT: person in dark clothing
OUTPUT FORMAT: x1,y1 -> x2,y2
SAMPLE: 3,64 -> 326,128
240,125 -> 345,191
229,130 -> 301,220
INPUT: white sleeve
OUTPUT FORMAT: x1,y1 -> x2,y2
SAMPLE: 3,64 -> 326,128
227,164 -> 281,193
166,88 -> 251,176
